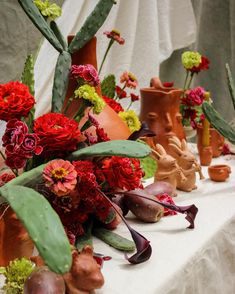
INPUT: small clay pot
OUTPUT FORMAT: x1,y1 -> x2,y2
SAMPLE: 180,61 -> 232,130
197,126 -> 225,158
198,146 -> 213,166
208,164 -> 231,182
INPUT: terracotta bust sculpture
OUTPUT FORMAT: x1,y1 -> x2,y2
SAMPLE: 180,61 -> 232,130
140,77 -> 185,154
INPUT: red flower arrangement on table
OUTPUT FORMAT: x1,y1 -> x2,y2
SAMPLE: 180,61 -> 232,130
0,25 -> 198,294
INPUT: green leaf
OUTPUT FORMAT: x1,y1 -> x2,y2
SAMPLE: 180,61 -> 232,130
0,185 -> 72,274
226,63 -> 235,111
101,74 -> 116,98
67,140 -> 151,160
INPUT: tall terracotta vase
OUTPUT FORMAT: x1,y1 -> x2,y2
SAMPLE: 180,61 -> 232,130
0,206 -> 34,266
197,125 -> 225,158
63,36 -> 130,140
140,77 -> 185,154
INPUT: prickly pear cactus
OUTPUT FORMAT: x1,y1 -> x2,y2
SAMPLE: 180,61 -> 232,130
202,63 -> 235,144
101,74 -> 116,98
68,0 -> 117,54
21,54 -> 35,96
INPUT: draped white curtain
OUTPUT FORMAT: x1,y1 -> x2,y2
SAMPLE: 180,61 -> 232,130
34,0 -> 196,117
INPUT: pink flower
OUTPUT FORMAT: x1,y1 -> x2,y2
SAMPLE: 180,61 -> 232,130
2,119 -> 43,169
43,159 -> 77,196
130,93 -> 139,102
70,64 -> 100,87
222,143 -> 231,155
104,29 -> 125,45
120,71 -> 138,89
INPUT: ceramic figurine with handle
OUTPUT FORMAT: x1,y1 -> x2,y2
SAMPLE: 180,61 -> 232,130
168,136 -> 204,192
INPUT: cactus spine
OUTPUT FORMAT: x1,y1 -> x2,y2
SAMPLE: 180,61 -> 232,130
202,63 -> 235,144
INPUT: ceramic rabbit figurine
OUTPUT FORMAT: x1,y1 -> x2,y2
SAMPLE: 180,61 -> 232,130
151,143 -> 186,196
168,136 -> 204,192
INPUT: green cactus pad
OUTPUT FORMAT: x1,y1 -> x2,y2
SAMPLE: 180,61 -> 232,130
0,185 -> 72,274
140,156 -> 157,179
93,227 -> 135,251
67,140 -> 151,160
18,0 -> 63,53
68,0 -> 116,54
226,63 -> 235,110
50,21 -> 68,51
52,51 -> 71,113
6,164 -> 46,188
21,54 -> 35,96
203,101 -> 235,144
101,74 -> 116,98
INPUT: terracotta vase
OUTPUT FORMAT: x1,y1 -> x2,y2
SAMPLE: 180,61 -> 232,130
140,77 -> 185,154
0,206 -> 34,266
197,125 -> 225,158
208,164 -> 231,182
183,125 -> 197,141
63,36 -> 130,140
198,146 -> 213,166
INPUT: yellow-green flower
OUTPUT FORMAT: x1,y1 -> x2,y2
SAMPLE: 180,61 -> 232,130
74,84 -> 105,114
182,51 -> 202,70
118,110 -> 141,133
34,0 -> 62,20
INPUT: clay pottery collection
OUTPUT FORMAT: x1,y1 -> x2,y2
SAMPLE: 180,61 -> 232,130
140,77 -> 185,154
0,206 -> 34,266
198,146 -> 213,166
208,164 -> 231,182
197,125 -> 225,158
63,36 -> 130,140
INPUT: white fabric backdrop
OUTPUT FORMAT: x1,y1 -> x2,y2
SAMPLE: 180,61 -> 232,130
34,0 -> 196,117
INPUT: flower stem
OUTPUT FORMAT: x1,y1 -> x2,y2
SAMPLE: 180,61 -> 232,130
98,39 -> 114,76
126,101 -> 132,111
186,72 -> 194,89
0,150 -> 18,177
73,100 -> 89,122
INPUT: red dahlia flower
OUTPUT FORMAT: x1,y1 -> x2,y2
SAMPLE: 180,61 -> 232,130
34,113 -> 81,157
102,96 -> 124,113
0,81 -> 35,121
0,173 -> 15,187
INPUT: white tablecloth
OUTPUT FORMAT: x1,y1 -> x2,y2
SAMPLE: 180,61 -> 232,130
94,155 -> 235,294
1,155 -> 235,293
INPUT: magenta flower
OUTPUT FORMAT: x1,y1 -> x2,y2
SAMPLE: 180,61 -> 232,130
2,119 -> 43,169
70,64 -> 100,87
183,87 -> 205,106
43,159 -> 77,196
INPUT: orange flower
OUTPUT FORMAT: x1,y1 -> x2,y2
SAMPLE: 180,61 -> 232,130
43,159 -> 77,196
120,71 -> 138,89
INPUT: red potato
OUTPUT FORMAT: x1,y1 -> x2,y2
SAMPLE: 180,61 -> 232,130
123,193 -> 164,223
24,266 -> 65,294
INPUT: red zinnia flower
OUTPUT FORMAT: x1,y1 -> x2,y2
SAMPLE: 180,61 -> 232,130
0,81 -> 35,121
189,56 -> 210,73
104,29 -> 125,45
34,113 -> 81,157
130,93 -> 140,102
115,86 -> 127,99
102,96 -> 124,113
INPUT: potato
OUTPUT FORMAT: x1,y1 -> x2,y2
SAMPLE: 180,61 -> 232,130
124,193 -> 164,223
24,266 -> 65,294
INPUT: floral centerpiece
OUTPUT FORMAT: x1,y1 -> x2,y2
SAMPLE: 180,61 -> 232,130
0,0 -> 198,293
